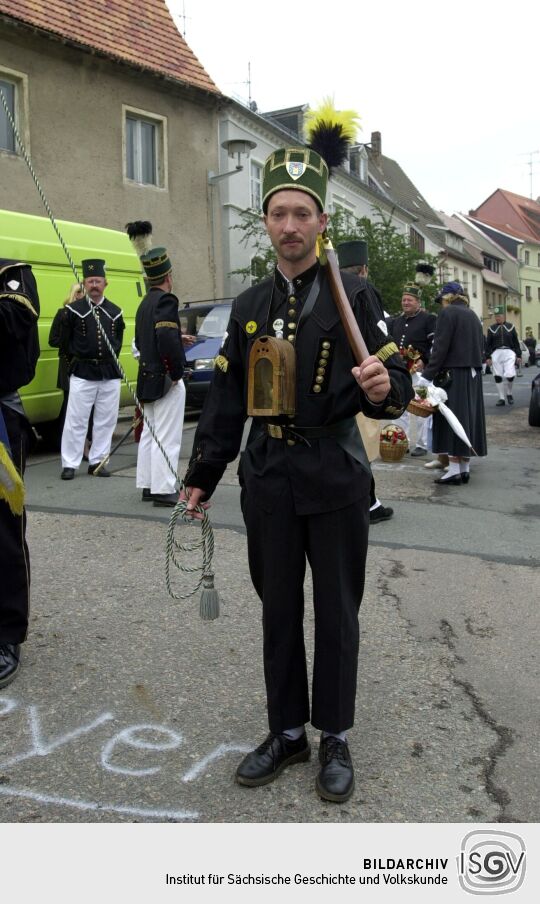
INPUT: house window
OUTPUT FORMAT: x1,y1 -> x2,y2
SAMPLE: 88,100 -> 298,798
471,274 -> 477,297
524,250 -> 530,265
409,227 -> 425,253
124,107 -> 166,187
538,287 -> 540,301
525,285 -> 532,301
0,78 -> 16,152
250,161 -> 262,210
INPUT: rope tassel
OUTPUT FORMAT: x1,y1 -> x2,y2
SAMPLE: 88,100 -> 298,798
199,572 -> 219,621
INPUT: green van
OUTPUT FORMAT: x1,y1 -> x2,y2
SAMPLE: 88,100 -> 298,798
0,208 -> 144,445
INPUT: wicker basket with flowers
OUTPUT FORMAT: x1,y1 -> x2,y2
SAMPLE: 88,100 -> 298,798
379,424 -> 409,462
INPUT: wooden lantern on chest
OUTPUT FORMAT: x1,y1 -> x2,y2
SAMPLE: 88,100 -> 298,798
247,336 -> 296,417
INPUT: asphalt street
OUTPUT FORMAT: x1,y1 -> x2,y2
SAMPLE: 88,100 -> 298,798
1,372 -> 539,823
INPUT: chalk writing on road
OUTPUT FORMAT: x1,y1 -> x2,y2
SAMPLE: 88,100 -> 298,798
0,698 -> 252,821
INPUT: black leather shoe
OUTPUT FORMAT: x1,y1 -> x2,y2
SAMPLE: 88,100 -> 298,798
235,732 -> 310,787
507,395 -> 514,404
370,505 -> 394,524
434,474 -> 463,485
152,492 -> 179,507
495,399 -> 505,407
461,473 -> 470,484
88,464 -> 110,477
141,488 -> 153,501
410,446 -> 427,457
0,643 -> 21,689
316,736 -> 354,802
60,467 -> 75,480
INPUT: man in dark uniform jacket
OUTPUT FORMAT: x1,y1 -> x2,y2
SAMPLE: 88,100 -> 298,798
0,259 -> 40,688
387,285 -> 437,456
485,307 -> 522,406
135,246 -> 187,507
183,147 -> 413,803
59,259 -> 124,479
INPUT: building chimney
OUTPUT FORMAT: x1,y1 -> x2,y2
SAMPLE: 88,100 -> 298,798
371,131 -> 382,163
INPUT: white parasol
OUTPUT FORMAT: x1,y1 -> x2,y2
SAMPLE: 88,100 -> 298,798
425,385 -> 476,452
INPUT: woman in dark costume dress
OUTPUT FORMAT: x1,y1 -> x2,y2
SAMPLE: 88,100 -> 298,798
423,281 -> 487,485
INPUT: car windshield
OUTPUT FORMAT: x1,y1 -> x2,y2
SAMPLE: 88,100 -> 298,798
181,304 -> 231,339
197,305 -> 231,338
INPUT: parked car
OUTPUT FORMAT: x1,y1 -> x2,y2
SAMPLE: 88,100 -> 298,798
529,372 -> 540,426
180,299 -> 232,408
519,340 -> 530,367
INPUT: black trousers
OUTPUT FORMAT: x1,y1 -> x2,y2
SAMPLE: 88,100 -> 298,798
241,484 -> 369,734
0,404 -> 31,644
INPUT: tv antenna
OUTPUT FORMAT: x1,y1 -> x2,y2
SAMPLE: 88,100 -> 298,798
519,149 -> 540,198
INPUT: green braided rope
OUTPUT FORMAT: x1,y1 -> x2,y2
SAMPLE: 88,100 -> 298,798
165,500 -> 214,600
1,88 -> 214,604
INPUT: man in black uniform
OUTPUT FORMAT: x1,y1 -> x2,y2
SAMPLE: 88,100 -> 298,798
337,239 -> 394,524
135,247 -> 187,506
183,146 -> 413,802
485,307 -> 522,406
387,285 -> 436,456
0,259 -> 40,688
60,259 -> 124,479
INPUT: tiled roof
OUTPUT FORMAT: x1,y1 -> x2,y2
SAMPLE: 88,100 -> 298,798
0,0 -> 220,95
471,189 -> 540,244
366,150 -> 447,249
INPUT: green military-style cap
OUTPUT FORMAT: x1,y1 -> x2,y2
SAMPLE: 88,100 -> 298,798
493,305 -> 505,315
82,259 -> 106,278
402,284 -> 421,298
140,246 -> 172,283
337,240 -> 368,269
262,146 -> 328,213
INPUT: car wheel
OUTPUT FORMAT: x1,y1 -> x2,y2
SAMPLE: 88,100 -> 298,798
529,385 -> 540,427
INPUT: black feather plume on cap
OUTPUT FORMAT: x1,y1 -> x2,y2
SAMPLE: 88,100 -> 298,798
304,99 -> 361,175
125,221 -> 153,256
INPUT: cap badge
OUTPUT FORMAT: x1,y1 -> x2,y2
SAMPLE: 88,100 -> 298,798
287,161 -> 306,180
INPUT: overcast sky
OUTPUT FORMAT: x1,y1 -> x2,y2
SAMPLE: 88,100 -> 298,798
166,0 -> 539,216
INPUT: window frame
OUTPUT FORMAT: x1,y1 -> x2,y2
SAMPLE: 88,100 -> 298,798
250,159 -> 263,211
122,104 -> 167,190
0,66 -> 30,158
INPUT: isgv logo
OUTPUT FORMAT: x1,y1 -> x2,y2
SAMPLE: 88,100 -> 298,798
458,830 -> 526,895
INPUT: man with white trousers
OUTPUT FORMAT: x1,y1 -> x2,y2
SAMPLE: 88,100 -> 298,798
485,308 -> 521,406
134,246 -> 189,507
60,259 -> 124,479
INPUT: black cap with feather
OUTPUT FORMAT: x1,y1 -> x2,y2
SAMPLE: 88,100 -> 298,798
125,220 -> 153,257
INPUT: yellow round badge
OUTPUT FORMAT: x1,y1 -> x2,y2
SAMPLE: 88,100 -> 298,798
246,321 -> 257,334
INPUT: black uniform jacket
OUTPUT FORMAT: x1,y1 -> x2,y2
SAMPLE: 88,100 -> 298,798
135,287 -> 186,402
62,296 -> 124,380
388,309 -> 437,365
48,307 -> 71,392
485,321 -> 521,357
185,264 -> 413,516
0,259 -> 40,397
423,301 -> 483,380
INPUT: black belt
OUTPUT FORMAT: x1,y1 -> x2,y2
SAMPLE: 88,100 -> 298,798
73,357 -> 111,365
265,417 -> 355,445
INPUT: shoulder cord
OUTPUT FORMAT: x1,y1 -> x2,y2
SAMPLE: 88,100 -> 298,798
1,89 -> 213,606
